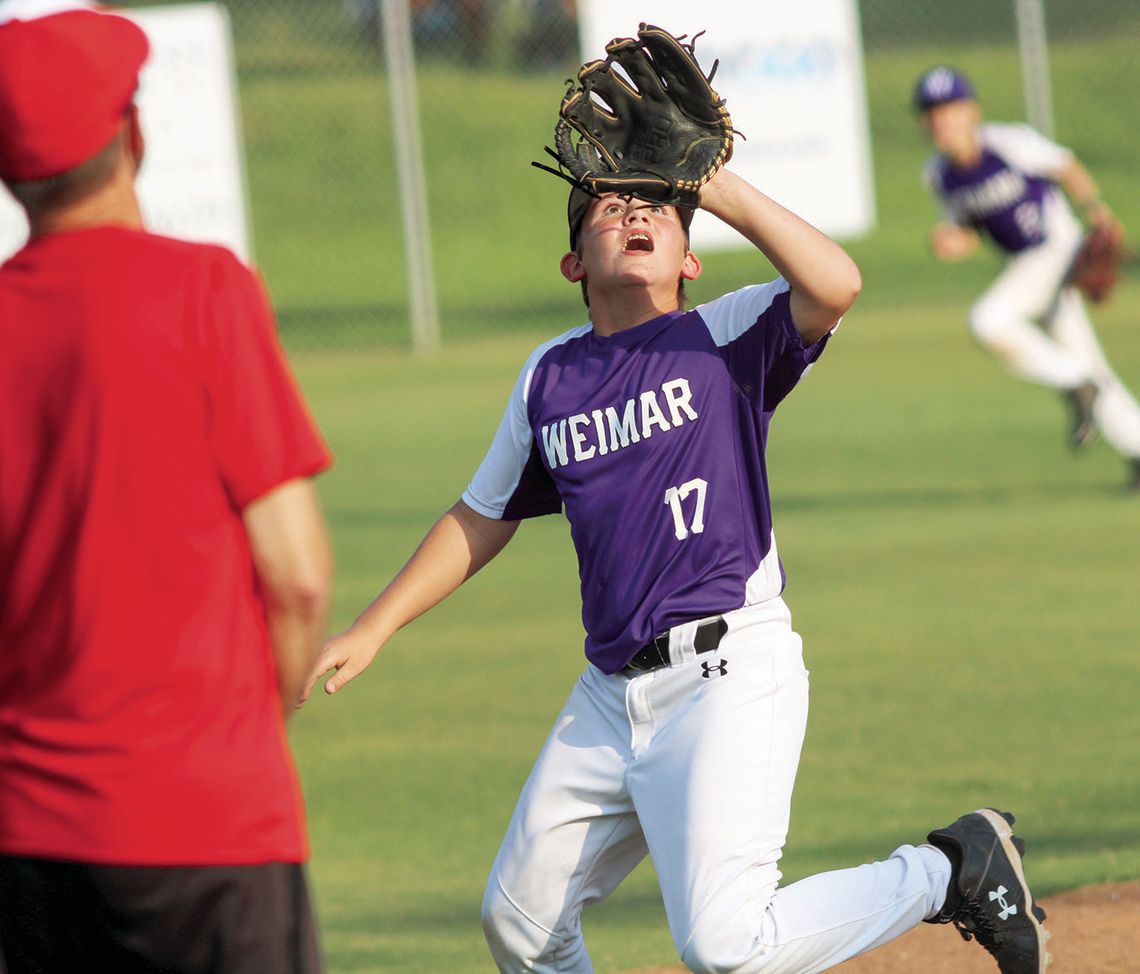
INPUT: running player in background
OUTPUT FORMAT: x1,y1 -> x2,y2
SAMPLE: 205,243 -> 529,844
305,160 -> 1050,973
914,65 -> 1140,490
0,9 -> 332,971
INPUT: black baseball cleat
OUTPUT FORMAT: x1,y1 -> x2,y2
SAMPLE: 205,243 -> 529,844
924,808 -> 1052,973
1064,380 -> 1098,449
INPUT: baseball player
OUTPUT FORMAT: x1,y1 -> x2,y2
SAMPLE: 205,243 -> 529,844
305,156 -> 1050,974
914,65 -> 1140,489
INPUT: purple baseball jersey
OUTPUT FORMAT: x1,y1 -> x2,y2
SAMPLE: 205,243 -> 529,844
924,123 -> 1074,254
462,279 -> 831,674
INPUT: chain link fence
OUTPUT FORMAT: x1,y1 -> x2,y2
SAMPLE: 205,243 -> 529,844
117,0 -> 1140,351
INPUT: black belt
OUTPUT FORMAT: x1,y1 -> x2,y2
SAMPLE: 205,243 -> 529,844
621,617 -> 728,675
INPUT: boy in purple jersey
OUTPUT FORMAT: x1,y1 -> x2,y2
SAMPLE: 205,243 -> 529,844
303,165 -> 1050,973
915,65 -> 1140,489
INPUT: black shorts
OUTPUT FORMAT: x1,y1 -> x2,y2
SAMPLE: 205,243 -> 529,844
0,856 -> 322,974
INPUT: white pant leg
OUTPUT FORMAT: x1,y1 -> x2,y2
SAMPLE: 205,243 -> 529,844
626,602 -> 808,965
737,844 -> 951,974
1046,287 -> 1140,457
626,601 -> 950,974
482,668 -> 646,973
967,198 -> 1097,390
484,601 -> 951,974
969,247 -> 1094,390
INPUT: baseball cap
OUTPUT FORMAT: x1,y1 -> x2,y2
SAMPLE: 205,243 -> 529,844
0,8 -> 150,181
568,186 -> 695,250
912,66 -> 975,112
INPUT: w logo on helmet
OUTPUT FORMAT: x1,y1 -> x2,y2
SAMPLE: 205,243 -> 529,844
914,66 -> 974,110
923,67 -> 958,101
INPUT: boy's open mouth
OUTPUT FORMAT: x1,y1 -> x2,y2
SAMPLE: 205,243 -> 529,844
623,231 -> 654,254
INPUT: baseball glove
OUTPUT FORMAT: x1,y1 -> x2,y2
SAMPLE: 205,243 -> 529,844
1068,220 -> 1128,303
533,23 -> 735,208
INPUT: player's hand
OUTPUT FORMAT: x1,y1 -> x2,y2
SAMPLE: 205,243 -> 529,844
1085,201 -> 1124,239
929,222 -> 980,262
298,627 -> 382,705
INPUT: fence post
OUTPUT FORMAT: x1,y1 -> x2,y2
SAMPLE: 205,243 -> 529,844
381,0 -> 440,354
1014,0 -> 1054,138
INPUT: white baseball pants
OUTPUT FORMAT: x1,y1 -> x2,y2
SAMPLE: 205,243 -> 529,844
968,197 -> 1140,458
482,599 -> 951,973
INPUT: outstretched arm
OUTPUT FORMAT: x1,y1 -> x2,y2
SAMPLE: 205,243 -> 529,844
698,167 -> 862,344
300,500 -> 519,702
1055,157 -> 1122,234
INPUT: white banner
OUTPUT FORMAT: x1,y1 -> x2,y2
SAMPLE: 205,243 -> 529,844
0,2 -> 250,263
575,0 -> 876,249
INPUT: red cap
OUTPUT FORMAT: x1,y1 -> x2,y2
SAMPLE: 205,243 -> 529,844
0,8 -> 149,181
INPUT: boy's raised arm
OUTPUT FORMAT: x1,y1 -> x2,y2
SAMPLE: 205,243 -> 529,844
699,167 -> 862,345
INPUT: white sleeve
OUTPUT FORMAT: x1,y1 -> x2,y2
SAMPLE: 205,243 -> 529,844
461,325 -> 588,519
462,362 -> 538,519
983,122 -> 1073,177
696,278 -> 792,346
922,155 -> 968,224
921,154 -> 943,194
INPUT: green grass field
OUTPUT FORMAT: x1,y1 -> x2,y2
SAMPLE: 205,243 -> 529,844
200,9 -> 1140,970
288,284 -> 1140,971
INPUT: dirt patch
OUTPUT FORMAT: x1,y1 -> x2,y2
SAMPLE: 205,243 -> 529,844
625,881 -> 1140,973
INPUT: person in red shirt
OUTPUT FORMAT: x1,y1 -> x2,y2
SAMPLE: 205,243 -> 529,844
0,9 -> 334,972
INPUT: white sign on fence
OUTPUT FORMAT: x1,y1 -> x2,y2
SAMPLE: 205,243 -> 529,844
576,0 -> 876,249
0,2 -> 250,263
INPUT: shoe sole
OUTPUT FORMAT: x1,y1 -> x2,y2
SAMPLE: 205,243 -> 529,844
976,808 -> 1053,972
1066,383 -> 1098,450
1071,427 -> 1097,449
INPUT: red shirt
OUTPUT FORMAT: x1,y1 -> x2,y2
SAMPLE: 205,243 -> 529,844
0,226 -> 331,865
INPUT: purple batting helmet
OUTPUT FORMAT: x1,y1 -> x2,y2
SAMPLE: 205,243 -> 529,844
912,66 -> 975,111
